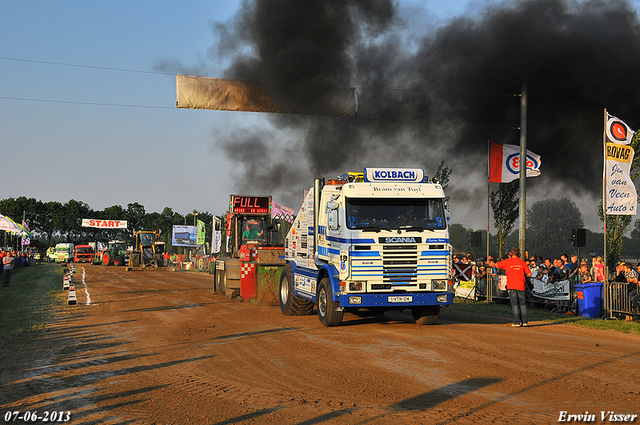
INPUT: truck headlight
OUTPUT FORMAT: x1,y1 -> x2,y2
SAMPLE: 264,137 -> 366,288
432,280 -> 448,291
349,281 -> 364,291
349,296 -> 362,305
437,295 -> 448,303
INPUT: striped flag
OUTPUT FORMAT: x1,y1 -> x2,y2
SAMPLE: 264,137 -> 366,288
489,142 -> 542,183
271,201 -> 295,223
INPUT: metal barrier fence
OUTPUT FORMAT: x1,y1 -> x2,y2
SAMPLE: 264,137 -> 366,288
475,274 -> 509,303
604,282 -> 639,317
479,275 -> 639,319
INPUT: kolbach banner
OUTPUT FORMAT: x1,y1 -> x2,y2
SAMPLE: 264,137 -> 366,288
605,141 -> 637,215
172,225 -> 197,247
81,219 -> 128,229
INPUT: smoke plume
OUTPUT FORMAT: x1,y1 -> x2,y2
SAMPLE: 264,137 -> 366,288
204,0 -> 640,216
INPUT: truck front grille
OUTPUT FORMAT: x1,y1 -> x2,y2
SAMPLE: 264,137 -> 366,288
382,245 -> 417,283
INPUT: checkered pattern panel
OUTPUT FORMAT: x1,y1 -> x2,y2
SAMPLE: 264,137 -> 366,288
240,263 -> 256,279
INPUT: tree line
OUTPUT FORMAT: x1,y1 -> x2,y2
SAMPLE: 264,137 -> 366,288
451,196 -> 640,266
0,197 -> 215,250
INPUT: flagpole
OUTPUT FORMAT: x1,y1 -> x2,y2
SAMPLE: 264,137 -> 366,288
518,83 -> 527,256
603,108 -> 608,282
487,140 -> 491,261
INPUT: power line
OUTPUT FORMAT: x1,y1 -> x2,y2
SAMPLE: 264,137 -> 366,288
1,56 -> 521,97
0,96 -> 173,109
0,56 -> 173,76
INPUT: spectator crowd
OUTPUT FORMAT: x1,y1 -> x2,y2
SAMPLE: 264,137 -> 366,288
453,251 -> 640,322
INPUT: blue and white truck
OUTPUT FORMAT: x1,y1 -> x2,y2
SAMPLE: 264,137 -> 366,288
279,168 -> 454,326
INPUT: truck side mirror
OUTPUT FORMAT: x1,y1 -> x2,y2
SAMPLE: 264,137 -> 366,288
327,201 -> 339,230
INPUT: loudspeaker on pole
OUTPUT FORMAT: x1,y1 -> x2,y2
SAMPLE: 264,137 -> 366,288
571,228 -> 586,247
471,231 -> 482,247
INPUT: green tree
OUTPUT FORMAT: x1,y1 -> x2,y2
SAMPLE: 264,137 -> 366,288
598,202 -> 631,273
126,202 -> 147,232
527,198 -> 585,258
61,199 -> 92,241
38,201 -> 63,245
433,160 -> 452,202
490,181 -> 519,258
449,223 -> 472,254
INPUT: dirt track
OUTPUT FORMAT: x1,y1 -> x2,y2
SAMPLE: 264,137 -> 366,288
1,264 -> 639,424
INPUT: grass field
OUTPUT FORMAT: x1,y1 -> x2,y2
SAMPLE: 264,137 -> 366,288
0,263 -> 65,351
451,298 -> 640,334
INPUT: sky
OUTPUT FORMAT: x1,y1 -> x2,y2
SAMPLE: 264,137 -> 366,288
2,0 -> 640,234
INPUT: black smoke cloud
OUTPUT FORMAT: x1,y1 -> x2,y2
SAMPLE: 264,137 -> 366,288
202,0 -> 640,211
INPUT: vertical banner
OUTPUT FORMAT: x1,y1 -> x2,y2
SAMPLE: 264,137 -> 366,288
196,219 -> 206,245
212,217 -> 221,254
605,141 -> 637,215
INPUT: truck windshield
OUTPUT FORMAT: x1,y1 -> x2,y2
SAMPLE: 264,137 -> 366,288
241,219 -> 265,242
77,247 -> 92,254
346,198 -> 447,230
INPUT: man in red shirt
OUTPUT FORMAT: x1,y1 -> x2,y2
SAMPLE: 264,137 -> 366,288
490,246 -> 532,327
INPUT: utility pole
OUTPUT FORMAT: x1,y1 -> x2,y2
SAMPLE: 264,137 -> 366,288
518,83 -> 527,256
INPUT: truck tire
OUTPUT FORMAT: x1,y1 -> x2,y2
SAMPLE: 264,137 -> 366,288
114,256 -> 124,267
317,277 -> 343,326
130,252 -> 141,268
279,264 -> 313,315
411,306 -> 440,325
103,252 -> 112,266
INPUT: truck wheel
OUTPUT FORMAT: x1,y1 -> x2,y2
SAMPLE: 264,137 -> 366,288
411,306 -> 440,325
103,252 -> 112,266
317,277 -> 343,326
114,256 -> 124,266
279,264 -> 313,315
131,253 -> 140,268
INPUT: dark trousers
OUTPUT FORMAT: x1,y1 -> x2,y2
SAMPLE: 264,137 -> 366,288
508,289 -> 528,325
2,268 -> 12,287
630,290 -> 640,310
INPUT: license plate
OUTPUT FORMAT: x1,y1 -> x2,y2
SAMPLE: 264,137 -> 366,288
388,296 -> 413,303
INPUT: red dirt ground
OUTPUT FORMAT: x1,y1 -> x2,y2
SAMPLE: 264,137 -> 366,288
1,264 -> 639,424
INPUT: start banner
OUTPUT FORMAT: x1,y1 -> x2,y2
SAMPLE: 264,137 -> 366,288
81,219 -> 128,229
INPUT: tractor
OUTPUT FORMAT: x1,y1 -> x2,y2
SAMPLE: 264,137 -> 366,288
128,230 -> 166,270
101,240 -> 128,266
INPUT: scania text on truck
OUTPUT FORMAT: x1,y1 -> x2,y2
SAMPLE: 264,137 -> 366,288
280,168 -> 453,326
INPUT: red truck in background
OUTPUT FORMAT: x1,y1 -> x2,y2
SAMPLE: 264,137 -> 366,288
74,245 -> 94,263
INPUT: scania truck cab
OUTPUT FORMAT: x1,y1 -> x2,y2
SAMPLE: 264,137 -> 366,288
280,168 -> 453,326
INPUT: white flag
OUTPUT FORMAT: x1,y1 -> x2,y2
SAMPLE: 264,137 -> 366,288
488,142 -> 541,183
605,141 -> 637,215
